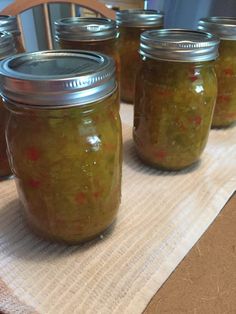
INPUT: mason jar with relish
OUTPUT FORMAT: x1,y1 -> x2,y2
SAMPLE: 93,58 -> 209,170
116,10 -> 163,103
0,15 -> 25,52
198,17 -> 236,127
134,29 -> 219,170
0,31 -> 16,180
54,17 -> 120,79
0,50 -> 122,244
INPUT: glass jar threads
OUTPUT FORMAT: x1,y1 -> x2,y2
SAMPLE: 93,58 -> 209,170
134,29 -> 219,170
0,15 -> 25,52
116,10 -> 163,103
0,31 -> 16,179
198,17 -> 236,127
54,17 -> 120,78
0,50 -> 122,244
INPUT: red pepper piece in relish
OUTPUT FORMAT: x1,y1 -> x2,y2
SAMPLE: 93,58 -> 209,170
28,179 -> 41,188
223,68 -> 234,77
25,147 -> 40,161
189,115 -> 202,126
189,74 -> 198,82
154,150 -> 167,161
188,65 -> 199,81
193,115 -> 202,125
93,191 -> 102,199
75,192 -> 87,205
217,95 -> 231,103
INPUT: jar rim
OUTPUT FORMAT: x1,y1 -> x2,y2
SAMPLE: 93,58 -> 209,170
54,17 -> 117,41
198,16 -> 236,40
0,15 -> 20,35
0,31 -> 16,60
140,29 -> 220,62
0,50 -> 116,108
116,9 -> 164,27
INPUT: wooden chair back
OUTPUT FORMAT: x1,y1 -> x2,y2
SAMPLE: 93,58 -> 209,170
1,0 -> 116,49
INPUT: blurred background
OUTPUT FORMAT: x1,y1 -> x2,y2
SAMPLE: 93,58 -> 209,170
1,0 -> 236,51
146,0 -> 236,28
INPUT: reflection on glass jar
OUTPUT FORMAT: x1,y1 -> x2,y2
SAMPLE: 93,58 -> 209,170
199,17 -> 236,127
0,50 -> 122,244
116,10 -> 163,103
0,98 -> 12,179
55,17 -> 120,80
0,31 -> 16,179
0,15 -> 25,52
134,29 -> 219,170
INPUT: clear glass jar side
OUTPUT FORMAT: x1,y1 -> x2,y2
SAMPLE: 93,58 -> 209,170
57,37 -> 121,81
213,40 -> 236,127
0,97 -> 12,179
5,90 -> 122,243
133,58 -> 217,170
118,25 -> 162,104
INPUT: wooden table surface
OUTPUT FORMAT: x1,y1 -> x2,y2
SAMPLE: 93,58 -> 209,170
144,193 -> 236,314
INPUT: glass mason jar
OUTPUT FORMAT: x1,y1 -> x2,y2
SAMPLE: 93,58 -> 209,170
199,17 -> 236,127
116,10 -> 163,103
0,31 -> 16,179
54,17 -> 120,79
0,50 -> 122,244
0,15 -> 25,52
134,30 -> 219,170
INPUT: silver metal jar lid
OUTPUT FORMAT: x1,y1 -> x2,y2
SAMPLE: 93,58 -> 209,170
0,15 -> 20,35
0,31 -> 16,60
54,17 -> 117,41
140,29 -> 219,62
116,10 -> 164,27
198,17 -> 236,40
0,50 -> 116,108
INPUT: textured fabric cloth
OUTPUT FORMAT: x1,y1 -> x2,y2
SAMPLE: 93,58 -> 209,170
0,104 -> 235,314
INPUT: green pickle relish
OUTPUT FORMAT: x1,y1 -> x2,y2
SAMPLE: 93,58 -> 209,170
0,50 -> 122,243
199,17 -> 236,127
0,31 -> 16,179
116,10 -> 163,103
134,29 -> 219,170
55,17 -> 120,80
